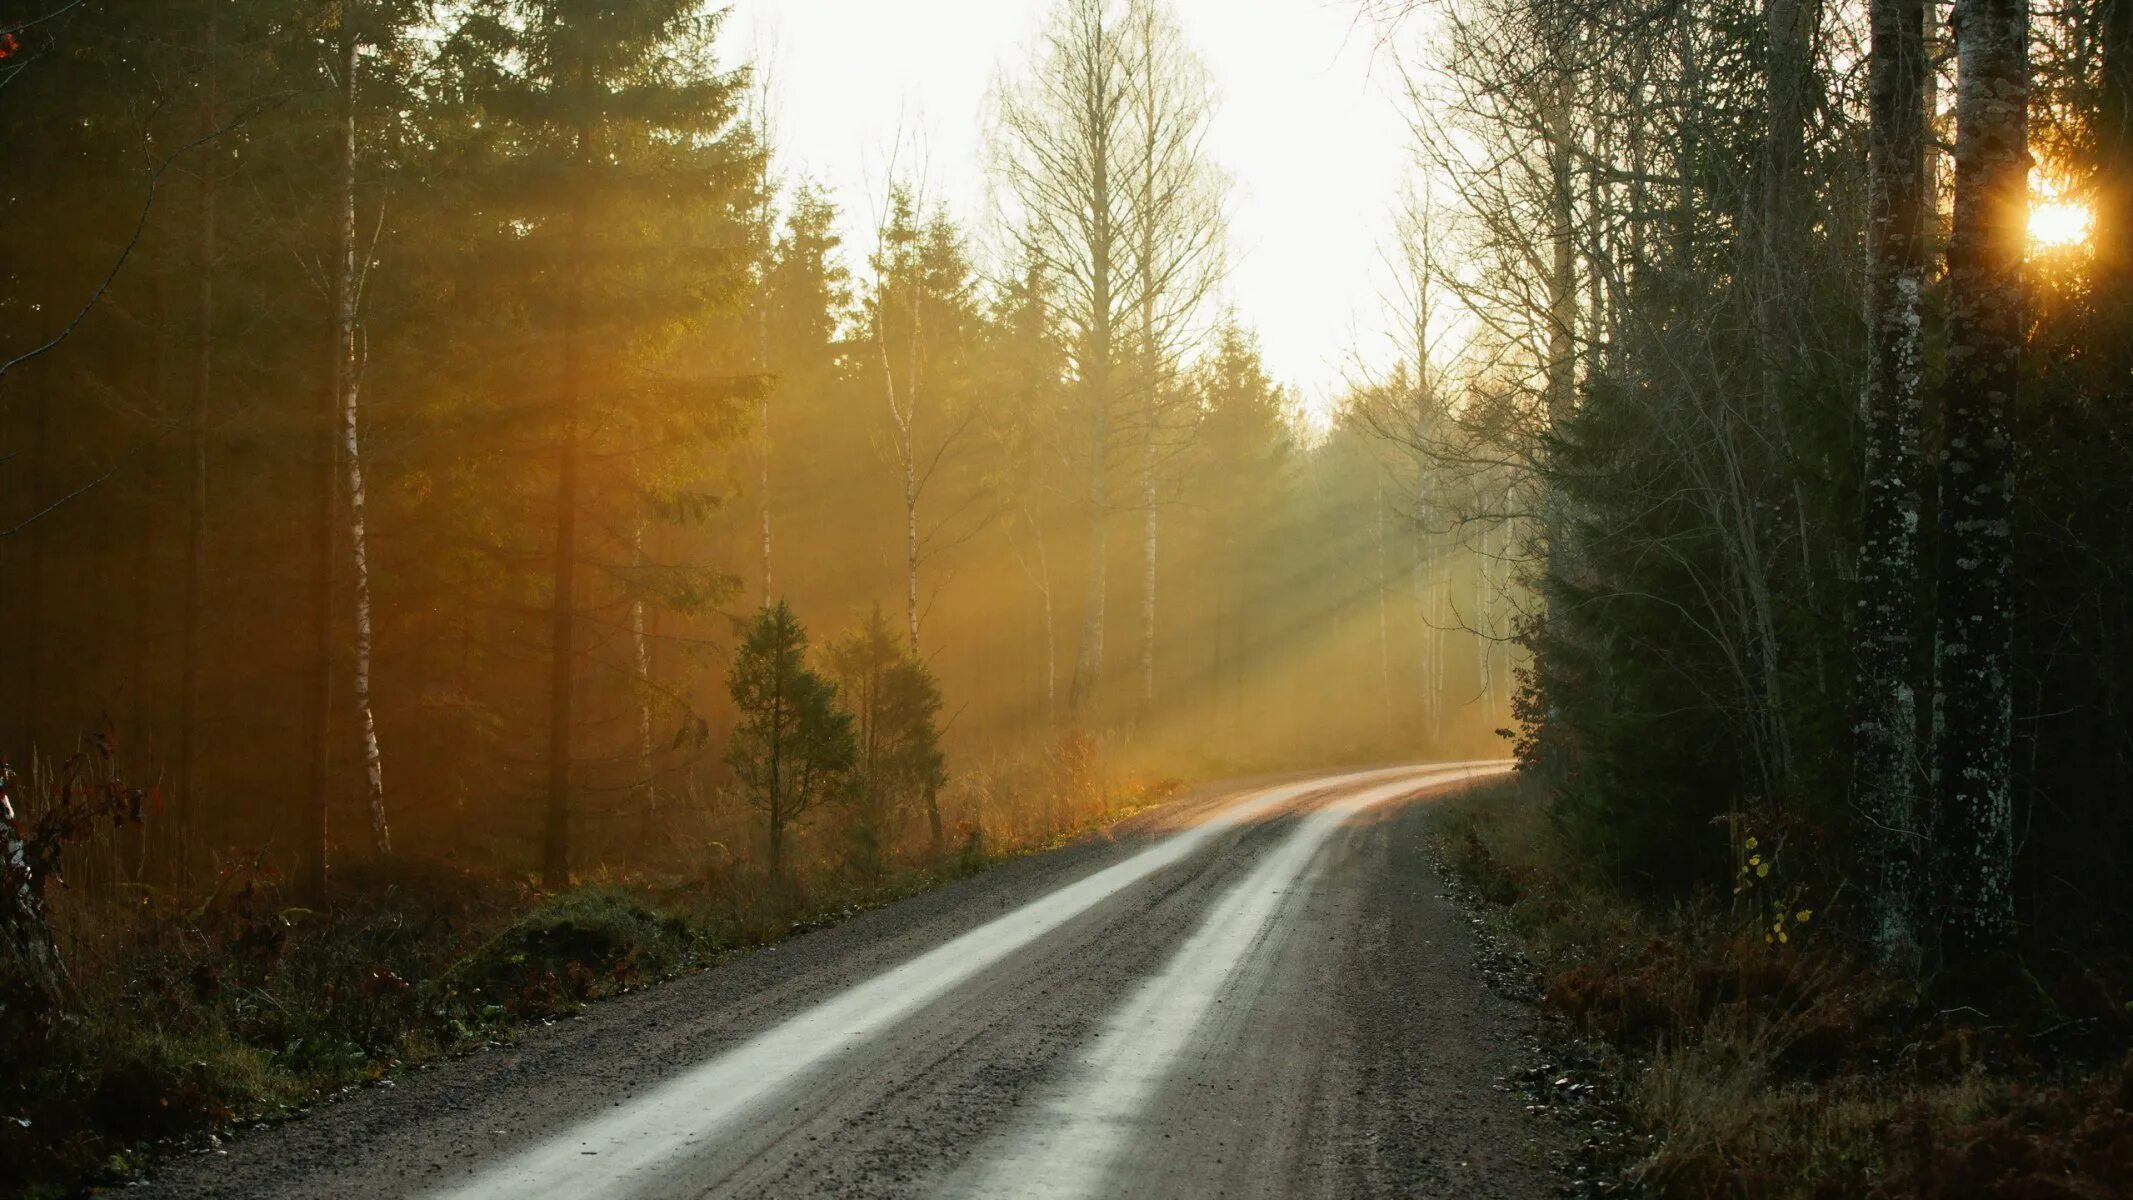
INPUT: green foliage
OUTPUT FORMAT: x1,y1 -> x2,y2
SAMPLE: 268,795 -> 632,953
726,602 -> 858,875
826,607 -> 948,875
440,887 -> 701,1018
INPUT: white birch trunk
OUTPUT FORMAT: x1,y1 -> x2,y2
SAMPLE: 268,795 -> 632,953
1855,0 -> 1930,965
332,2 -> 390,862
631,519 -> 657,832
1376,490 -> 1394,742
1139,425 -> 1157,718
343,362 -> 389,856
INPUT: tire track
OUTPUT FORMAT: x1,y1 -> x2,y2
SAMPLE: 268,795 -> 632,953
946,764 -> 1504,1199
430,767 -> 1433,1200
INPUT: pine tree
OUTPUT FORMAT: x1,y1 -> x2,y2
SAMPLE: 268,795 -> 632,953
827,606 -> 947,874
727,601 -> 856,881
451,0 -> 757,887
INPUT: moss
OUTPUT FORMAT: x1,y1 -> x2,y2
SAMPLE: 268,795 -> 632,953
439,887 -> 706,1019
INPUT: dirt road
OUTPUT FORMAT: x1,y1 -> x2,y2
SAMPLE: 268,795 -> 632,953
137,764 -> 1564,1199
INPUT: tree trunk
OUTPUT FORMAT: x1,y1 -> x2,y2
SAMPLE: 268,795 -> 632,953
2099,0 -> 2133,314
328,2 -> 392,873
1068,341 -> 1111,721
1760,0 -> 1820,597
24,362 -> 49,763
1376,490 -> 1394,743
874,273 -> 925,655
631,519 -> 657,841
1067,53 -> 1117,726
310,3 -> 362,892
345,380 -> 388,859
1855,0 -> 1929,966
904,447 -> 921,653
177,11 -> 219,889
1758,0 -> 1811,395
1543,62 -> 1579,582
1138,423 -> 1157,721
543,70 -> 591,892
1413,493 -> 1434,746
1674,13 -> 1701,272
1409,214 -> 1441,747
1036,519 -> 1057,721
758,261 -> 774,607
1935,0 -> 2027,966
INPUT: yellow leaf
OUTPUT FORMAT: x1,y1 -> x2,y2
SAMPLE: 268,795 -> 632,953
1756,863 -> 1770,878
1796,910 -> 1812,923
1778,931 -> 1789,944
1749,854 -> 1762,866
1745,836 -> 1759,850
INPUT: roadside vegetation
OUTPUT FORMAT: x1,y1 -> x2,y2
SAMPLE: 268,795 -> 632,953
1432,780 -> 2133,1199
1,737 -> 1180,1200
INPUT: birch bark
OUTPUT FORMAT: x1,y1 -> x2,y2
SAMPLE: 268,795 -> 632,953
1854,0 -> 1928,964
1936,0 -> 2026,964
332,1 -> 391,859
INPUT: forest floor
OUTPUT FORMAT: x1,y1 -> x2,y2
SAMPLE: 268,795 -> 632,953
101,763 -> 1580,1200
1426,780 -> 2133,1200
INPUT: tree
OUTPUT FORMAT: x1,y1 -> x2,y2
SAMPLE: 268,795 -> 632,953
726,601 -> 856,881
309,0 -> 414,894
826,606 -> 946,873
1936,0 -> 2028,967
996,0 -> 1134,722
979,257 -> 1074,723
452,0 -> 756,888
866,186 -> 985,653
2099,0 -> 2133,311
1854,0 -> 1931,966
1175,318 -> 1295,743
1120,0 -> 1223,722
761,180 -> 853,565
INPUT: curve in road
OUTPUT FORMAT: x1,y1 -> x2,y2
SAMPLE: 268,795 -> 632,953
139,762 -> 1561,1200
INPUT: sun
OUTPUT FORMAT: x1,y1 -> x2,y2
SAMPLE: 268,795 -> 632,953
2028,199 -> 2094,251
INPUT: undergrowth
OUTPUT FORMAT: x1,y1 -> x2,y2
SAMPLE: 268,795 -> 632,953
0,769 -> 1181,1200
1430,778 -> 2133,1200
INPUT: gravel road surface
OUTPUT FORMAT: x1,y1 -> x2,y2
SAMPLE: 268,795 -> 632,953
135,763 -> 1565,1199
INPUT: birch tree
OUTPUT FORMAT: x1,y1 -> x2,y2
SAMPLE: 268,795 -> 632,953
1936,0 -> 2028,965
1120,0 -> 1223,721
1854,0 -> 1929,966
867,187 -> 984,654
312,0 -> 396,884
995,0 -> 1133,721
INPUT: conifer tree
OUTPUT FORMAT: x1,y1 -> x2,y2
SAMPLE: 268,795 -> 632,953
727,601 -> 856,881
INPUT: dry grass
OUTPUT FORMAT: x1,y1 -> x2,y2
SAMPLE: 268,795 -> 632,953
1429,780 -> 2133,1200
4,733 -> 1168,1199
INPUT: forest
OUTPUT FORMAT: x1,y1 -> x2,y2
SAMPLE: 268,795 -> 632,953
3,0 -> 2131,1194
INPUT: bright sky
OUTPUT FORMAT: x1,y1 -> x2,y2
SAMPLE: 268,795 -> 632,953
722,0 -> 1417,416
